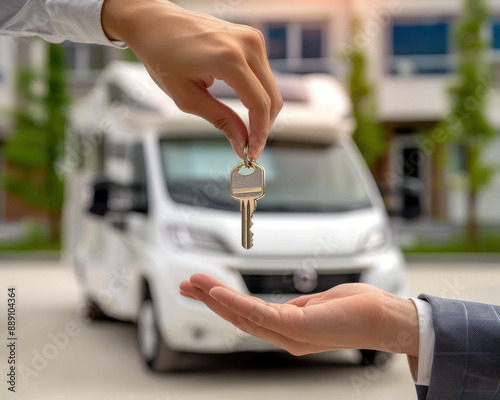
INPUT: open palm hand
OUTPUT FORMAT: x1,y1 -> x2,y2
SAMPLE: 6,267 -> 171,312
180,274 -> 418,357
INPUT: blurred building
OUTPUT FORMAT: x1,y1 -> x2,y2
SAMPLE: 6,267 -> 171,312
1,0 -> 500,234
0,37 -> 120,233
179,0 -> 500,225
365,0 -> 500,225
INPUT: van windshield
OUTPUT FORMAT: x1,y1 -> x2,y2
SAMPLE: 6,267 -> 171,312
160,138 -> 373,213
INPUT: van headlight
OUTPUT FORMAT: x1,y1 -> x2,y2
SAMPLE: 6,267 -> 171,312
361,227 -> 390,253
167,226 -> 230,253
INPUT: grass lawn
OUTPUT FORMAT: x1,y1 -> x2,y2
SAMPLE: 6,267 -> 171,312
0,221 -> 60,253
0,238 -> 60,253
402,234 -> 500,253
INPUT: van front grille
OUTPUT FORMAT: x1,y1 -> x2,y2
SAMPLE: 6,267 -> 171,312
240,272 -> 361,295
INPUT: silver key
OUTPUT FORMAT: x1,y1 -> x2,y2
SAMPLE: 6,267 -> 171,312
230,149 -> 266,249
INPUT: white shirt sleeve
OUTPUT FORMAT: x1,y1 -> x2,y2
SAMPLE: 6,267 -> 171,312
0,0 -> 125,48
407,298 -> 435,386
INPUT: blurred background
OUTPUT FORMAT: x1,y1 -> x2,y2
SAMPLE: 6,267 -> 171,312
0,0 -> 499,399
1,0 -> 500,253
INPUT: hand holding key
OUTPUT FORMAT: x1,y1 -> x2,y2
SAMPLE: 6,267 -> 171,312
102,0 -> 283,159
230,146 -> 266,249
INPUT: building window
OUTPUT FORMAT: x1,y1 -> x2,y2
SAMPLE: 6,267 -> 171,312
264,22 -> 330,74
493,21 -> 500,50
132,144 -> 149,213
390,20 -> 451,75
302,28 -> 323,59
491,21 -> 500,83
268,25 -> 288,60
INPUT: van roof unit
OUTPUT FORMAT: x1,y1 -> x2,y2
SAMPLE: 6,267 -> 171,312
72,61 -> 354,142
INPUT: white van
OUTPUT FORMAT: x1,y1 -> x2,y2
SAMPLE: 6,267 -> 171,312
64,61 -> 407,372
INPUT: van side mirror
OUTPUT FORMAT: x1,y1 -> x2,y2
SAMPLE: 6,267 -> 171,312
88,178 -> 112,217
88,178 -> 148,217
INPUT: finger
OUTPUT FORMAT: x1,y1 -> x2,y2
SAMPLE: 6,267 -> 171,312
217,63 -> 271,159
189,273 -> 230,292
189,273 -> 268,304
179,279 -> 203,298
179,289 -> 196,300
189,273 -> 268,305
243,30 -> 283,140
179,280 -> 213,302
248,60 -> 281,127
209,286 -> 288,332
182,280 -> 278,335
182,280 -> 280,337
166,82 -> 249,159
181,276 -> 245,305
246,60 -> 281,159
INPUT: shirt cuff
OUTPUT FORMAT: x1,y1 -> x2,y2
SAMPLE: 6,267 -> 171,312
407,298 -> 435,386
46,0 -> 126,48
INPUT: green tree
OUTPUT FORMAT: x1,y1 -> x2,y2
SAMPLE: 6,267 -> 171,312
445,0 -> 494,243
344,18 -> 386,169
4,42 -> 69,242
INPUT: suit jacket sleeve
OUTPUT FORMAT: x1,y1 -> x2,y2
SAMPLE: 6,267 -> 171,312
416,294 -> 500,400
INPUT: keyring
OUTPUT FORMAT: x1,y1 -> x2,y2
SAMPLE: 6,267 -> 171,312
244,144 -> 254,169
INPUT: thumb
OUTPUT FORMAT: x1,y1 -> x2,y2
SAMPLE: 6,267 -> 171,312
173,83 -> 248,158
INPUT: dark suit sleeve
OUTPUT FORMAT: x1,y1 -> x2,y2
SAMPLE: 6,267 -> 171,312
416,294 -> 500,400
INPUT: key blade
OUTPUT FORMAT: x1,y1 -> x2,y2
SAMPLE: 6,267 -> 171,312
241,198 -> 256,249
241,199 -> 251,249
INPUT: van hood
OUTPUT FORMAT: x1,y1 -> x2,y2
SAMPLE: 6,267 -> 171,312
178,207 -> 387,258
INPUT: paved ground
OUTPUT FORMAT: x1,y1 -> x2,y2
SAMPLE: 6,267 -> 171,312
1,259 -> 499,400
